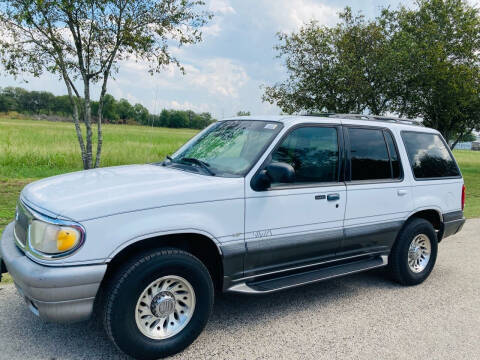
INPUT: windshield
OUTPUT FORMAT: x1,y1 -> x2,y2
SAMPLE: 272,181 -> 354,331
166,120 -> 283,177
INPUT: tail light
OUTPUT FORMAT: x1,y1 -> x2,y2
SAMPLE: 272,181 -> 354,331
461,184 -> 466,211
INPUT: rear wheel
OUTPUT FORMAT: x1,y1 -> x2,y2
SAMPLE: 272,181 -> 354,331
103,248 -> 214,360
389,218 -> 438,286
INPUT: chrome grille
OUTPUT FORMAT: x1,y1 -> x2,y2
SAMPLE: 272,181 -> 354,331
14,201 -> 31,249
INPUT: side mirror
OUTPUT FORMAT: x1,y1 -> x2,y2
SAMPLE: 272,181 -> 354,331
251,162 -> 295,191
251,169 -> 271,191
266,162 -> 295,183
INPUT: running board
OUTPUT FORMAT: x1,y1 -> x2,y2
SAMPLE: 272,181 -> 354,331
228,255 -> 388,294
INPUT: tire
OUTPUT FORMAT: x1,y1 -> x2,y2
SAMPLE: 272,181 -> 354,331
389,218 -> 438,286
103,248 -> 214,360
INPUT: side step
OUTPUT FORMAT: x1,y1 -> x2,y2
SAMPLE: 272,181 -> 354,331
229,255 -> 388,294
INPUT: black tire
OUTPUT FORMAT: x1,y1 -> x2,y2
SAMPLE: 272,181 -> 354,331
389,218 -> 438,286
103,248 -> 214,360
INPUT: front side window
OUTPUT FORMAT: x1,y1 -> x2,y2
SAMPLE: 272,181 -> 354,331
169,120 -> 282,176
348,128 -> 392,181
401,132 -> 460,179
269,126 -> 339,185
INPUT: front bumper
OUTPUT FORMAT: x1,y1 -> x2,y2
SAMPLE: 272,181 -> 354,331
0,222 -> 107,323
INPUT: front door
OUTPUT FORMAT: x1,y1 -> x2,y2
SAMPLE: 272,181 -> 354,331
244,125 -> 346,278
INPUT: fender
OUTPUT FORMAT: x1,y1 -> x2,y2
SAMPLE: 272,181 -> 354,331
404,206 -> 444,223
107,227 -> 223,261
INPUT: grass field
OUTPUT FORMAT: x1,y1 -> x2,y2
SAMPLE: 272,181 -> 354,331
0,116 -> 479,283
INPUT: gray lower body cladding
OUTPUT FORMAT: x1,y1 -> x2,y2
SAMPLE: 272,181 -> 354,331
222,219 -> 403,291
441,210 -> 465,240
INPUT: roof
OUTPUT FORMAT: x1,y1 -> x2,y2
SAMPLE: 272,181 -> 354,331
222,114 -> 434,132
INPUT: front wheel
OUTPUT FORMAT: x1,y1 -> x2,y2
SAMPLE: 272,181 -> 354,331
103,249 -> 214,360
389,218 -> 438,286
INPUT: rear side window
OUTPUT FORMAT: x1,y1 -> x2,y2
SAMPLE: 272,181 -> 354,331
401,132 -> 460,179
348,128 -> 401,181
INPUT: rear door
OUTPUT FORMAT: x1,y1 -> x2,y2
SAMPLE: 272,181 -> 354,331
340,126 -> 412,256
244,124 -> 346,278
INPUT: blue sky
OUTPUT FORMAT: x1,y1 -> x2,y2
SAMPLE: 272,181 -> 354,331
2,0 -> 477,119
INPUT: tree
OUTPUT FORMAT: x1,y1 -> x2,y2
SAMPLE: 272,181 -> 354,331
263,1 -> 480,146
236,110 -> 251,116
458,132 -> 477,142
52,95 -> 73,115
0,0 -> 211,169
383,0 -> 480,146
132,103 -> 149,124
263,8 -> 393,115
117,98 -> 134,122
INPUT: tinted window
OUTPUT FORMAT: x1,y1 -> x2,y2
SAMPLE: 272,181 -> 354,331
384,131 -> 401,179
402,132 -> 460,178
348,128 -> 391,180
271,126 -> 339,184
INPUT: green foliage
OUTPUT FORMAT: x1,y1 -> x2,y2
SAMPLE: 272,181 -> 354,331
458,133 -> 477,142
263,8 -> 392,115
148,109 -> 214,129
384,0 -> 480,145
264,1 -> 480,145
0,86 -> 215,129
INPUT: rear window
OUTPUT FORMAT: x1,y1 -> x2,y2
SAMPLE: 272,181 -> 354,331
401,132 -> 460,179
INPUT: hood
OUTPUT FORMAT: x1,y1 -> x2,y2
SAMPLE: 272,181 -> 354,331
21,164 -> 244,221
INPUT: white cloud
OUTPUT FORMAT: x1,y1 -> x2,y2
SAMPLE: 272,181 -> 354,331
267,0 -> 339,32
201,0 -> 236,38
201,23 -> 222,37
187,58 -> 249,97
209,0 -> 236,14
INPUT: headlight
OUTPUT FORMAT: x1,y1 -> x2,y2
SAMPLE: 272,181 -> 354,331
30,220 -> 83,255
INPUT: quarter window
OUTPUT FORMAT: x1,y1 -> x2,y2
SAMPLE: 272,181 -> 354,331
401,132 -> 460,179
384,131 -> 401,179
270,126 -> 339,185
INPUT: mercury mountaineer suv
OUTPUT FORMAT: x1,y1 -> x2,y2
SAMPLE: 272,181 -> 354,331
0,114 -> 466,359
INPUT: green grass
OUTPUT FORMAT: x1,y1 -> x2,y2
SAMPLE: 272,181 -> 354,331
453,150 -> 480,219
0,115 -> 198,178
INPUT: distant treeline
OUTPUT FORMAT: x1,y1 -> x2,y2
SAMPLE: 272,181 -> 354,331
0,87 -> 215,129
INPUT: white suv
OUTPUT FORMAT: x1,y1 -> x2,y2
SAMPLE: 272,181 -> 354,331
0,114 -> 466,359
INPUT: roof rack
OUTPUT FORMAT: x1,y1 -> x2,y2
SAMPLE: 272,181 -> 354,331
303,113 -> 423,126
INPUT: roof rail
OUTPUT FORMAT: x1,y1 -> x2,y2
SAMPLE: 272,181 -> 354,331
303,113 -> 423,126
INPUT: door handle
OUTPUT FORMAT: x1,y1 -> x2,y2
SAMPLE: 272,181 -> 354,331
327,193 -> 340,201
397,189 -> 408,196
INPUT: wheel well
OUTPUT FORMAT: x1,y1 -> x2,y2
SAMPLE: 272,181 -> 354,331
102,233 -> 224,292
408,209 -> 442,231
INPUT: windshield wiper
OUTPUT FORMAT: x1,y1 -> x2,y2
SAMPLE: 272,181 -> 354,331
180,157 -> 215,176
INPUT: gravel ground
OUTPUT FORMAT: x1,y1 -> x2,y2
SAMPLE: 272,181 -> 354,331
1,219 -> 479,360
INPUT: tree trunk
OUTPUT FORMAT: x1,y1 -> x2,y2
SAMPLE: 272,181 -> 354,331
95,73 -> 109,168
61,72 -> 87,169
450,128 -> 474,150
83,79 -> 93,169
